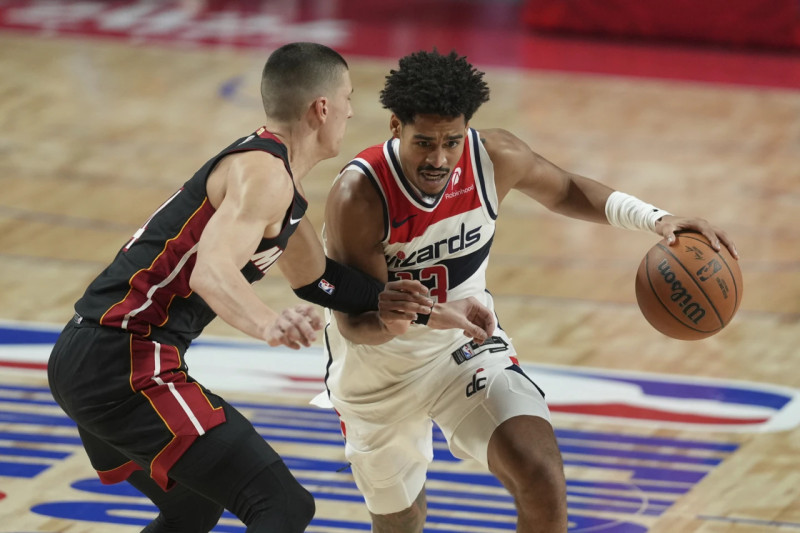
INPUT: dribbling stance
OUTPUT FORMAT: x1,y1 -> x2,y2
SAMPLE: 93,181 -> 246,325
322,50 -> 738,533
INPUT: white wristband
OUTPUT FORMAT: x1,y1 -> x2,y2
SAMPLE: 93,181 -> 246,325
605,191 -> 670,233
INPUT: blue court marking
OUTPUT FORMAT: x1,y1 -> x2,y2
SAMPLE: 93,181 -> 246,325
285,454 -> 696,515
0,431 -> 81,445
78,474 -> 673,521
0,384 -> 55,394
0,446 -> 70,459
0,461 -> 49,478
0,395 -> 62,406
31,502 -> 236,531
564,461 -> 707,484
0,393 -> 735,467
540,368 -> 791,409
555,429 -> 739,451
0,410 -> 75,427
248,404 -> 740,452
254,424 -> 729,468
567,490 -> 673,507
40,496 -> 374,532
557,444 -> 723,465
72,478 -> 144,497
234,401 -> 340,416
301,476 -> 676,509
566,479 -> 690,495
249,419 -> 341,434
0,328 -> 59,345
425,462 -> 699,493
425,511 -> 515,530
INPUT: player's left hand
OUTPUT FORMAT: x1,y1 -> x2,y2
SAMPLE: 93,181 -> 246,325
265,304 -> 324,350
655,215 -> 739,259
428,297 -> 496,344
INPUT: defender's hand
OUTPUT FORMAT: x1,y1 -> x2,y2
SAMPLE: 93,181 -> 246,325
265,304 -> 324,350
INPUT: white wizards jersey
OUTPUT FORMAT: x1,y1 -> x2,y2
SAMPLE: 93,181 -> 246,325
324,129 -> 513,399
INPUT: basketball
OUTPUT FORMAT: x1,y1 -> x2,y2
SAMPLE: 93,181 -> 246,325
635,232 -> 743,340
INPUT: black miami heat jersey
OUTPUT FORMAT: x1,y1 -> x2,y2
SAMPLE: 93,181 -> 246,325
74,127 -> 307,348
325,128 -> 511,386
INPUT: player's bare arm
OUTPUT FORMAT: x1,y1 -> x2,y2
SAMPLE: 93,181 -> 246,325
190,151 -> 311,346
324,168 -> 420,343
484,128 -> 738,258
484,127 -> 612,221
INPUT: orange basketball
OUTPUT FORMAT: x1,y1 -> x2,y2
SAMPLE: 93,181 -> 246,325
635,232 -> 743,340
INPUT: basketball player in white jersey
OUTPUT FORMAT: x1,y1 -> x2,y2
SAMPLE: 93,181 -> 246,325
321,50 -> 739,532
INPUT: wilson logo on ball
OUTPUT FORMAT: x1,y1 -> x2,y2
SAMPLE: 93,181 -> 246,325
655,259 -> 706,324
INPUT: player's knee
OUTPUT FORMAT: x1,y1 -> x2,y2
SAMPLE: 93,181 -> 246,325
370,488 -> 426,533
371,506 -> 425,533
231,460 -> 315,532
489,417 -> 565,499
270,463 -> 315,530
285,481 -> 316,530
284,480 -> 317,532
197,503 -> 225,531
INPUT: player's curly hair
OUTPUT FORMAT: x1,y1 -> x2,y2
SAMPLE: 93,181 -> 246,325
380,50 -> 490,124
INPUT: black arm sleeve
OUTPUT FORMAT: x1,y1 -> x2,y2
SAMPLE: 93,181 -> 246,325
292,257 -> 384,314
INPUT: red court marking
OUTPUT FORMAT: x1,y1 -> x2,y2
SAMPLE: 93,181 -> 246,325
551,403 -> 769,425
0,360 -> 47,370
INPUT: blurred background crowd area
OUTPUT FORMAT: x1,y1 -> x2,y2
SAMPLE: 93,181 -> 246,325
1,0 -> 798,89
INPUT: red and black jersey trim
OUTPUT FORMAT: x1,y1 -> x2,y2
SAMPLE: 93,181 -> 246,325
99,199 -> 214,336
128,336 -> 226,491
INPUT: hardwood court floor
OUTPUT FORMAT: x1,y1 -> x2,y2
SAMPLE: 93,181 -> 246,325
1,30 -> 799,532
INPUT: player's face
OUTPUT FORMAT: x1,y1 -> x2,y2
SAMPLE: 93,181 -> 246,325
393,114 -> 468,197
321,68 -> 354,158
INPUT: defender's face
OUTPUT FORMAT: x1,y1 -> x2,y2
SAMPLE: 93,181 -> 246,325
393,114 -> 468,197
322,69 -> 354,158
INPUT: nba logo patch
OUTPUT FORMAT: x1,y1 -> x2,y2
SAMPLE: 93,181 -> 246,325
318,279 -> 335,295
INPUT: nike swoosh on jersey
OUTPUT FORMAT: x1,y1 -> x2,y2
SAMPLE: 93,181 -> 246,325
391,214 -> 417,228
289,216 -> 303,225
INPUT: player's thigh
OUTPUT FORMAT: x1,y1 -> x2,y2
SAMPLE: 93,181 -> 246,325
435,360 -> 551,468
166,401 -> 283,499
340,409 -> 433,516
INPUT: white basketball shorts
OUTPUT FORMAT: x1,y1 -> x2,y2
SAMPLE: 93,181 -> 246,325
328,333 -> 551,515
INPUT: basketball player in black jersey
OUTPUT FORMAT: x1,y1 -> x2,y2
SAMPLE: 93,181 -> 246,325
323,50 -> 739,533
47,43 -> 494,533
